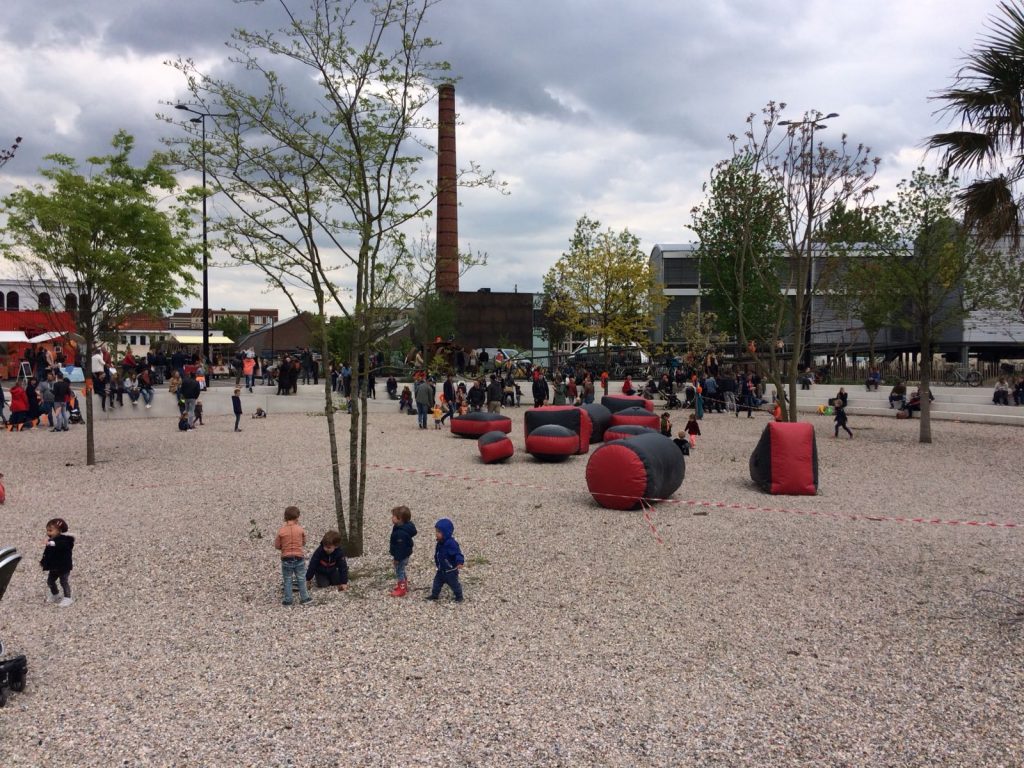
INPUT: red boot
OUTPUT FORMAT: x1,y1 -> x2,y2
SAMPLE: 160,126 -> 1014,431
389,579 -> 408,597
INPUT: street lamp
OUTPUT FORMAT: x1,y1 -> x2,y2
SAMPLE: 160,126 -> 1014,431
175,104 -> 231,366
778,111 -> 839,372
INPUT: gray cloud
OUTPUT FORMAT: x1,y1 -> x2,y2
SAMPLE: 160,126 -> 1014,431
0,0 -> 1002,311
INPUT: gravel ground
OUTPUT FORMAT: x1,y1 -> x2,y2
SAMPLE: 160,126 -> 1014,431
0,401 -> 1022,767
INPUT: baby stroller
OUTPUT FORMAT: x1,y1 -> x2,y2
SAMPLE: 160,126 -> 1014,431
662,388 -> 683,409
68,396 -> 84,425
0,546 -> 29,707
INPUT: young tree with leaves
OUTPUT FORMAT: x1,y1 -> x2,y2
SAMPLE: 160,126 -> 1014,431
170,0 -> 495,555
542,215 -> 666,367
1,131 -> 198,465
699,103 -> 878,418
214,315 -> 251,344
869,169 -> 1023,443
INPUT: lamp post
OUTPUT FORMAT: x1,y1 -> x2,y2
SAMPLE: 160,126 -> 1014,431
175,104 -> 231,366
779,111 -> 838,373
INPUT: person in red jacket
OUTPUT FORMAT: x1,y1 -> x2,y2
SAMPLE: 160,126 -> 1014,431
6,383 -> 32,431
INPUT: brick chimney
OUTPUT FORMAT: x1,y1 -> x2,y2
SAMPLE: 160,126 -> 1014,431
436,83 -> 459,295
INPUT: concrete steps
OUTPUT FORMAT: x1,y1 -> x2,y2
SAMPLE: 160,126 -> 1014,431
792,384 -> 1023,427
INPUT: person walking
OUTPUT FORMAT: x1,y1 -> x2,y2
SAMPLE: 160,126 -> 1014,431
415,376 -> 436,429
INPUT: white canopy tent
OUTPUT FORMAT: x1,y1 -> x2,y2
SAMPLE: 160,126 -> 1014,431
170,333 -> 234,345
0,331 -> 31,343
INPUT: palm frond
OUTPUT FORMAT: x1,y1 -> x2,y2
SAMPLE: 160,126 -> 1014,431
927,130 -> 998,170
958,176 -> 1022,245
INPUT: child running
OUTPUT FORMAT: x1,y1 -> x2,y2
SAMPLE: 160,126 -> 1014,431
685,412 -> 701,448
41,517 -> 74,607
274,506 -> 311,606
834,402 -> 853,438
388,505 -> 417,597
305,530 -> 348,592
427,518 -> 465,603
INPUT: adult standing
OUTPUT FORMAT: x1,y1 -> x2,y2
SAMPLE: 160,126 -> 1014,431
486,374 -> 504,414
51,372 -> 70,431
415,376 -> 436,429
341,361 -> 352,397
242,354 -> 256,393
90,347 -> 106,396
532,371 -> 550,408
38,371 -> 55,428
443,374 -> 456,421
582,374 -> 595,405
180,373 -> 201,428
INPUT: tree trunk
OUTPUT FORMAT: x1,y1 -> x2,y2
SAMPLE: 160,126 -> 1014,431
918,331 -> 932,444
80,297 -> 97,467
319,310 -> 348,551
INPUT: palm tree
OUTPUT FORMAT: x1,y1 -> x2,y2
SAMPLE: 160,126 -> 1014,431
928,1 -> 1024,243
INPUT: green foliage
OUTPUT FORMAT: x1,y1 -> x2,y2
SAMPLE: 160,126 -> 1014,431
928,1 -> 1024,243
542,215 -> 666,359
690,156 -> 786,347
670,309 -> 721,360
1,131 -> 199,465
868,169 -> 1024,442
214,315 -> 251,344
411,292 -> 456,347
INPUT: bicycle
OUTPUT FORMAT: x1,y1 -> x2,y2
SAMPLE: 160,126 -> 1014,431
943,367 -> 982,387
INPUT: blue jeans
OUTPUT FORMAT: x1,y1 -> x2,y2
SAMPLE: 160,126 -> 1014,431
52,402 -> 67,430
245,374 -> 254,390
394,557 -> 409,581
186,398 -> 197,427
417,402 -> 428,428
281,558 -> 309,604
141,387 -> 153,406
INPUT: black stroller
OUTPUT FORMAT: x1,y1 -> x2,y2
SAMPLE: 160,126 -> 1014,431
0,546 -> 29,707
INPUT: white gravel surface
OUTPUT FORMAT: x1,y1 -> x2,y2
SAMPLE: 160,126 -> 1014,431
0,398 -> 1022,767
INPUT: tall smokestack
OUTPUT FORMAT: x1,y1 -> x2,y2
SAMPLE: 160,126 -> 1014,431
436,83 -> 459,295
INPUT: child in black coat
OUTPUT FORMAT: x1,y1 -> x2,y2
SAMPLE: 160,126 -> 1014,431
389,505 -> 417,598
304,530 -> 349,592
41,517 -> 74,606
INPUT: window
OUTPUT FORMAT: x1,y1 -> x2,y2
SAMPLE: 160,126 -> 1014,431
130,335 -> 137,346
6,291 -> 19,310
0,292 -> 4,310
121,335 -> 128,344
65,294 -> 78,312
140,335 -> 147,346
663,258 -> 700,289
38,292 -> 51,309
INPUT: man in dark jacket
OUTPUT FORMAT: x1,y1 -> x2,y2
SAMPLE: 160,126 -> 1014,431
414,377 -> 436,429
51,373 -> 70,431
467,380 -> 485,412
442,375 -> 456,422
180,374 -> 201,428
487,375 -> 504,414
532,372 -> 550,408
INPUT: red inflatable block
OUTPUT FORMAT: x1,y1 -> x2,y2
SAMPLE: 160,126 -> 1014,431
525,424 -> 578,462
586,433 -> 685,510
450,412 -> 513,438
601,395 -> 654,413
749,422 -> 819,495
478,430 -> 514,463
604,424 -> 659,442
523,406 -> 591,454
609,407 -> 660,430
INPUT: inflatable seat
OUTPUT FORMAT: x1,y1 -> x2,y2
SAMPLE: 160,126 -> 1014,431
478,430 -> 514,464
450,411 -> 513,438
586,433 -> 684,510
524,424 -> 578,462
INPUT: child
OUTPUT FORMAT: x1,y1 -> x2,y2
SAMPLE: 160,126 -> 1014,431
40,517 -> 74,607
673,429 -> 690,456
194,399 -> 204,426
388,505 -> 417,598
834,402 -> 853,438
660,411 -> 672,437
274,506 -> 311,605
231,388 -> 243,432
432,404 -> 444,429
305,530 -> 349,592
685,412 -> 701,448
178,413 -> 190,431
427,518 -> 464,602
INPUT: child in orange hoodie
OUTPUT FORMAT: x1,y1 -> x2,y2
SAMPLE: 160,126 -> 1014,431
274,506 -> 311,606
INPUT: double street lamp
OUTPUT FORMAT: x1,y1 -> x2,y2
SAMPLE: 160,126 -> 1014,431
175,104 -> 232,366
778,111 -> 839,371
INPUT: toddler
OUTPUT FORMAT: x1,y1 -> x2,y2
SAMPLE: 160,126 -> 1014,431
232,388 -> 243,432
194,399 -> 204,425
432,405 -> 443,429
685,413 -> 701,447
388,506 -> 417,598
178,413 -> 189,431
305,530 -> 348,592
40,517 -> 74,607
427,518 -> 464,603
673,429 -> 690,457
274,506 -> 311,605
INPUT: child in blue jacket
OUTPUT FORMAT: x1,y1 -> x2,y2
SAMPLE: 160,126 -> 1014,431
388,505 -> 417,598
305,530 -> 349,592
427,517 -> 464,602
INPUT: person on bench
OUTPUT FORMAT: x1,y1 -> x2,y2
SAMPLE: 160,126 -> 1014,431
888,380 -> 907,409
865,367 -> 881,391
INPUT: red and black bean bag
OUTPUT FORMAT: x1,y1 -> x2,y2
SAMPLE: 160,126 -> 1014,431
524,424 -> 578,462
523,406 -> 591,454
586,432 -> 684,510
749,422 -> 818,495
579,402 -> 612,443
609,406 -> 660,430
603,424 -> 659,442
601,394 -> 654,413
450,411 -> 513,438
478,430 -> 514,464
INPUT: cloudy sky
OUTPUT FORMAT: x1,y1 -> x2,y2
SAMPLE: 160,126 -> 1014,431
0,0 -> 1000,316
